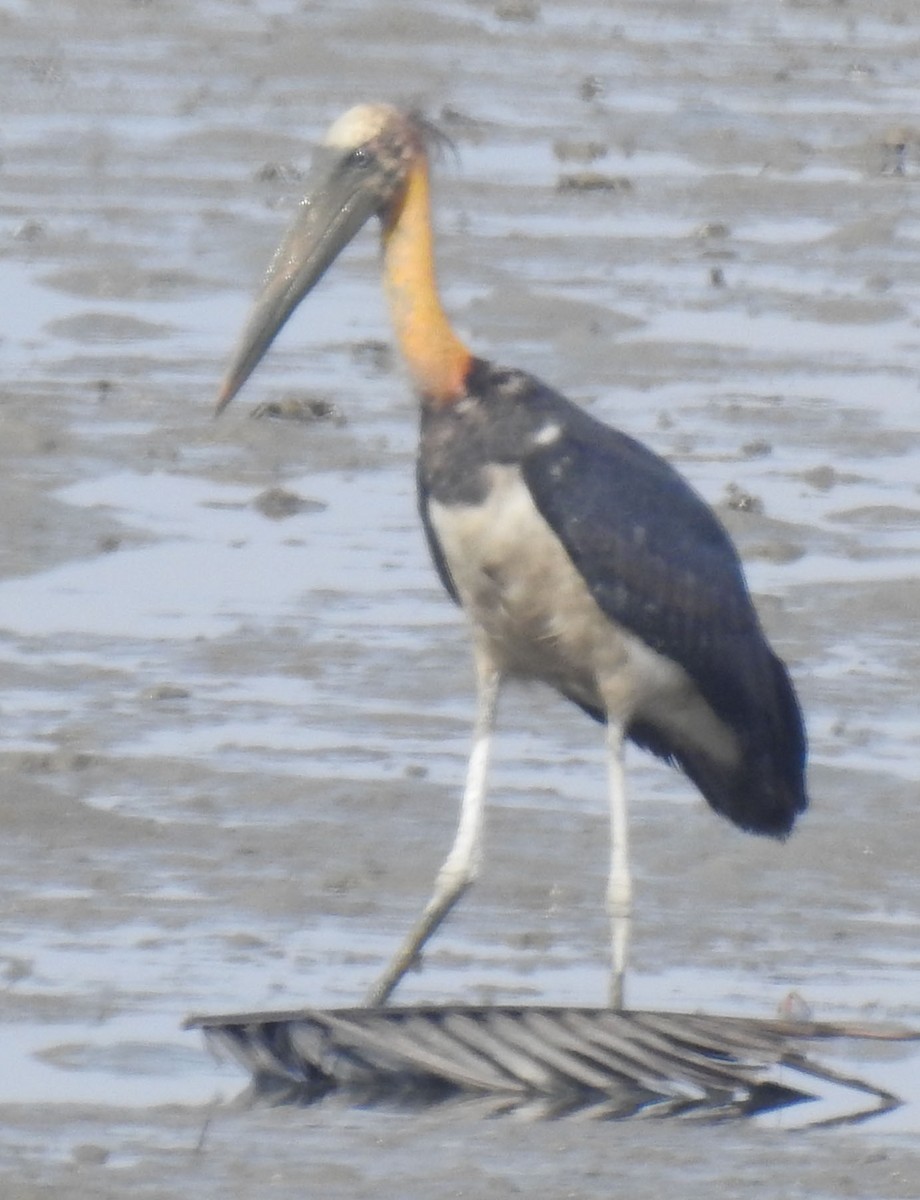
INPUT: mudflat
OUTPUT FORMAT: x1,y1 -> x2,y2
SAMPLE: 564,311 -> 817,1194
0,2 -> 918,1196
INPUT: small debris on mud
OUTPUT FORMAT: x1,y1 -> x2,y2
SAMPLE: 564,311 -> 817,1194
494,0 -> 540,21
579,74 -> 604,101
881,125 -> 918,176
250,396 -> 344,424
142,683 -> 191,703
724,482 -> 765,514
351,339 -> 392,372
552,139 -> 608,164
696,221 -> 731,241
557,172 -> 632,193
254,161 -> 304,184
252,487 -> 325,520
740,439 -> 773,459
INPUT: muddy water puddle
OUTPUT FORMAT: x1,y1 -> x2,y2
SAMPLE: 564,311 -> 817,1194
1,0 -> 919,1195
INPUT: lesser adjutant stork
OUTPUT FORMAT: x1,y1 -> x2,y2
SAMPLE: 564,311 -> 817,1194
215,104 -> 808,1008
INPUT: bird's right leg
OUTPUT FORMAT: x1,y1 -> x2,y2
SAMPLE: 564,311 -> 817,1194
605,717 -> 632,1009
364,658 -> 501,1006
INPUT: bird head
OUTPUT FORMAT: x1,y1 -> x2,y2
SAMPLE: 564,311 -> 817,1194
214,104 -> 430,414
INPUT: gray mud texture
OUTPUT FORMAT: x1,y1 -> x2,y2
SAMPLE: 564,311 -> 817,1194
1,1 -> 919,1197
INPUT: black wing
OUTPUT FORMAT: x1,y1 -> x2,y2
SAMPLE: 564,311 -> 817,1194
523,413 -> 759,698
519,389 -> 807,835
417,456 -> 460,605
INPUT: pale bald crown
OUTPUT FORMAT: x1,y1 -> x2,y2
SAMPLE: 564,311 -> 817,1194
320,104 -> 428,227
324,102 -> 403,149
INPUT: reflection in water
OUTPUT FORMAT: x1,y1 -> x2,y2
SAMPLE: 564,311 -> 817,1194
189,1003 -> 920,1130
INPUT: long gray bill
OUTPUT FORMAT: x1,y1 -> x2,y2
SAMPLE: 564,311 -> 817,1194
215,148 -> 381,414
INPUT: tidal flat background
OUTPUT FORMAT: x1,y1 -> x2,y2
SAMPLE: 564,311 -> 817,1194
0,1 -> 918,1196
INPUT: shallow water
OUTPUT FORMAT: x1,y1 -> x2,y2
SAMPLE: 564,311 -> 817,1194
0,0 -> 918,1195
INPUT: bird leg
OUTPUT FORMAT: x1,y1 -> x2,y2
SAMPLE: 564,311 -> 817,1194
364,662 -> 501,1006
605,719 -> 632,1009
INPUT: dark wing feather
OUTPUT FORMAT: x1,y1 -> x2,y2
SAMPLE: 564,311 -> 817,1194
522,416 -> 761,705
519,399 -> 806,835
417,459 -> 460,604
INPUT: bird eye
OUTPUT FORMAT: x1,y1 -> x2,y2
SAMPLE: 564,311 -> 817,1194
350,147 -> 371,168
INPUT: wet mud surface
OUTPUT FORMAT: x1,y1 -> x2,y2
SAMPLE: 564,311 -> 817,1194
1,1 -> 919,1196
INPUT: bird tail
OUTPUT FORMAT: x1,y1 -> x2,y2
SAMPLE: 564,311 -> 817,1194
628,653 -> 808,839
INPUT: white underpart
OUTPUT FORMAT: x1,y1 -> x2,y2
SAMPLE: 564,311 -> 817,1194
429,464 -> 738,765
324,103 -> 397,148
368,462 -> 739,1008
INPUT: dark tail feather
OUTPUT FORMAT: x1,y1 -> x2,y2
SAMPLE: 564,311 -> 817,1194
566,650 -> 808,839
628,651 -> 808,839
628,719 -> 805,838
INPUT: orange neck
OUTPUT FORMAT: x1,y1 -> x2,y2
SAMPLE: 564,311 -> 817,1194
381,158 -> 472,405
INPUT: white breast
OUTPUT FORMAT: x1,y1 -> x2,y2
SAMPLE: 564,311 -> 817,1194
428,464 -> 738,766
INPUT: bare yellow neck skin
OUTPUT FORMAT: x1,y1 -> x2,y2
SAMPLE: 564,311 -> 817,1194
382,159 -> 472,406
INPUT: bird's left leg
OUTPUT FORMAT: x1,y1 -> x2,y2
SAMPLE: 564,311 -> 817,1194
364,656 -> 501,1006
605,717 -> 632,1009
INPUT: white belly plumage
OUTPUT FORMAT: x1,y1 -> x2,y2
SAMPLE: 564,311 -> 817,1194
428,464 -> 739,768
